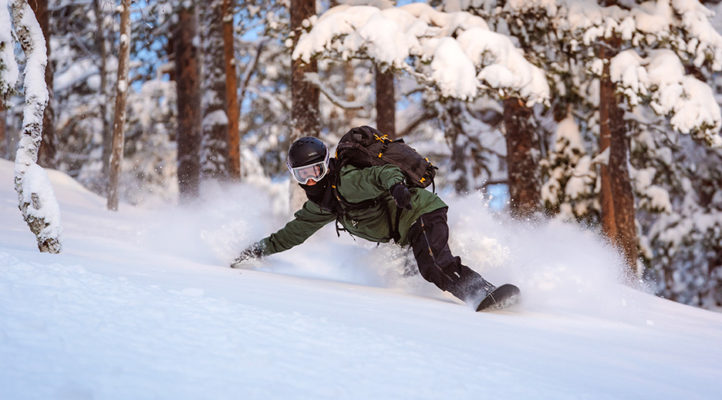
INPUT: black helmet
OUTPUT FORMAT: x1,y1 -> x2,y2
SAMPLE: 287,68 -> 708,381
287,137 -> 330,184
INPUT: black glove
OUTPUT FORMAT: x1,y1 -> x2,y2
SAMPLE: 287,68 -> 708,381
390,182 -> 412,210
230,242 -> 264,268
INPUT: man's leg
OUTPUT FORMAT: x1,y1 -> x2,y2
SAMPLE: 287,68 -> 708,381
408,207 -> 496,304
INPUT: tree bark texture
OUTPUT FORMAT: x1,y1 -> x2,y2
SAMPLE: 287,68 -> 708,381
441,101 -> 469,193
290,0 -> 319,141
174,5 -> 201,199
222,0 -> 240,180
503,97 -> 540,218
28,0 -> 55,168
599,40 -> 639,273
290,0 -> 319,211
375,64 -> 395,137
343,62 -> 358,125
11,0 -> 61,253
200,0 -> 229,180
106,0 -> 131,211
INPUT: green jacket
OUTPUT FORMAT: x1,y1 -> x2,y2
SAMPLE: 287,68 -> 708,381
259,164 -> 446,255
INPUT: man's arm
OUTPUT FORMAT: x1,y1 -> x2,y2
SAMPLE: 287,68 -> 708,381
258,200 -> 336,256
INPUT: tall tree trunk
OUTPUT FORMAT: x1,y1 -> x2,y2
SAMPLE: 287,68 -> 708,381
375,64 -> 395,137
290,0 -> 319,139
441,101 -> 468,193
11,0 -> 61,253
174,4 -> 201,199
93,0 -> 110,178
200,0 -> 229,180
222,0 -> 240,180
106,0 -> 131,211
343,62 -> 358,125
29,0 -> 55,168
290,0 -> 319,210
598,38 -> 638,273
503,97 -> 540,218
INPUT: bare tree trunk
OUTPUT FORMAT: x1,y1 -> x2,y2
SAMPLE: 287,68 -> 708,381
503,97 -> 540,218
29,0 -> 55,168
11,0 -> 61,253
106,0 -> 131,211
222,0 -> 240,180
375,64 -> 395,137
200,0 -> 229,180
174,4 -> 201,199
599,39 -> 639,273
93,0 -> 110,178
290,0 -> 319,210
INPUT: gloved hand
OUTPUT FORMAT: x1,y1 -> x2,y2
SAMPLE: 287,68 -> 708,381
230,242 -> 264,268
390,182 -> 412,210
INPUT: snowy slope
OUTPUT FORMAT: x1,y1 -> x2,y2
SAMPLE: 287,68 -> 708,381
1,158 -> 721,400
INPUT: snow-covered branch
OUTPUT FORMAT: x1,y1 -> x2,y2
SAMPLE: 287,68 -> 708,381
610,49 -> 722,147
10,0 -> 62,253
554,0 -> 722,70
292,3 -> 549,105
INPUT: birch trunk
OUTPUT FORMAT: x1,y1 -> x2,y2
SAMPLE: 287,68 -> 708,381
11,0 -> 62,253
106,0 -> 131,211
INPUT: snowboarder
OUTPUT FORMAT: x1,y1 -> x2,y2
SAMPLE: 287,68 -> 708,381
232,133 -> 518,311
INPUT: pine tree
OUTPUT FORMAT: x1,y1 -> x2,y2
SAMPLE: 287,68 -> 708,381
289,0 -> 319,210
174,1 -> 202,199
222,0 -> 241,180
200,0 -> 230,181
375,64 -> 395,137
469,0 -> 722,303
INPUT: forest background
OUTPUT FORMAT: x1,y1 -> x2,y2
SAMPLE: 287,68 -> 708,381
1,0 -> 722,311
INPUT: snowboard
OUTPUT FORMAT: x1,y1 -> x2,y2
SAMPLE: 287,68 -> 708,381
475,284 -> 521,312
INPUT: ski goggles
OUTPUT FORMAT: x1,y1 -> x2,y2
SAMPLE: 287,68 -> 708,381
288,154 -> 330,184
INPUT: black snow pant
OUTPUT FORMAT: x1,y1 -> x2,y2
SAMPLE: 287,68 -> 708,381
407,207 -> 495,304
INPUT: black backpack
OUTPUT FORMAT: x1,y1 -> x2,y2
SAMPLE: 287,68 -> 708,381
335,126 -> 437,189
330,126 -> 437,242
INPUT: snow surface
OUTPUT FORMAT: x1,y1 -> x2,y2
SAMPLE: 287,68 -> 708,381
1,158 -> 721,399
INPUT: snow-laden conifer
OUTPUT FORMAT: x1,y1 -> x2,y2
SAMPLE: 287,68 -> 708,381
470,0 -> 722,307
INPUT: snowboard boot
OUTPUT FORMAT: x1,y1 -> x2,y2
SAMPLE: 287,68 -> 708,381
447,269 -> 497,306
